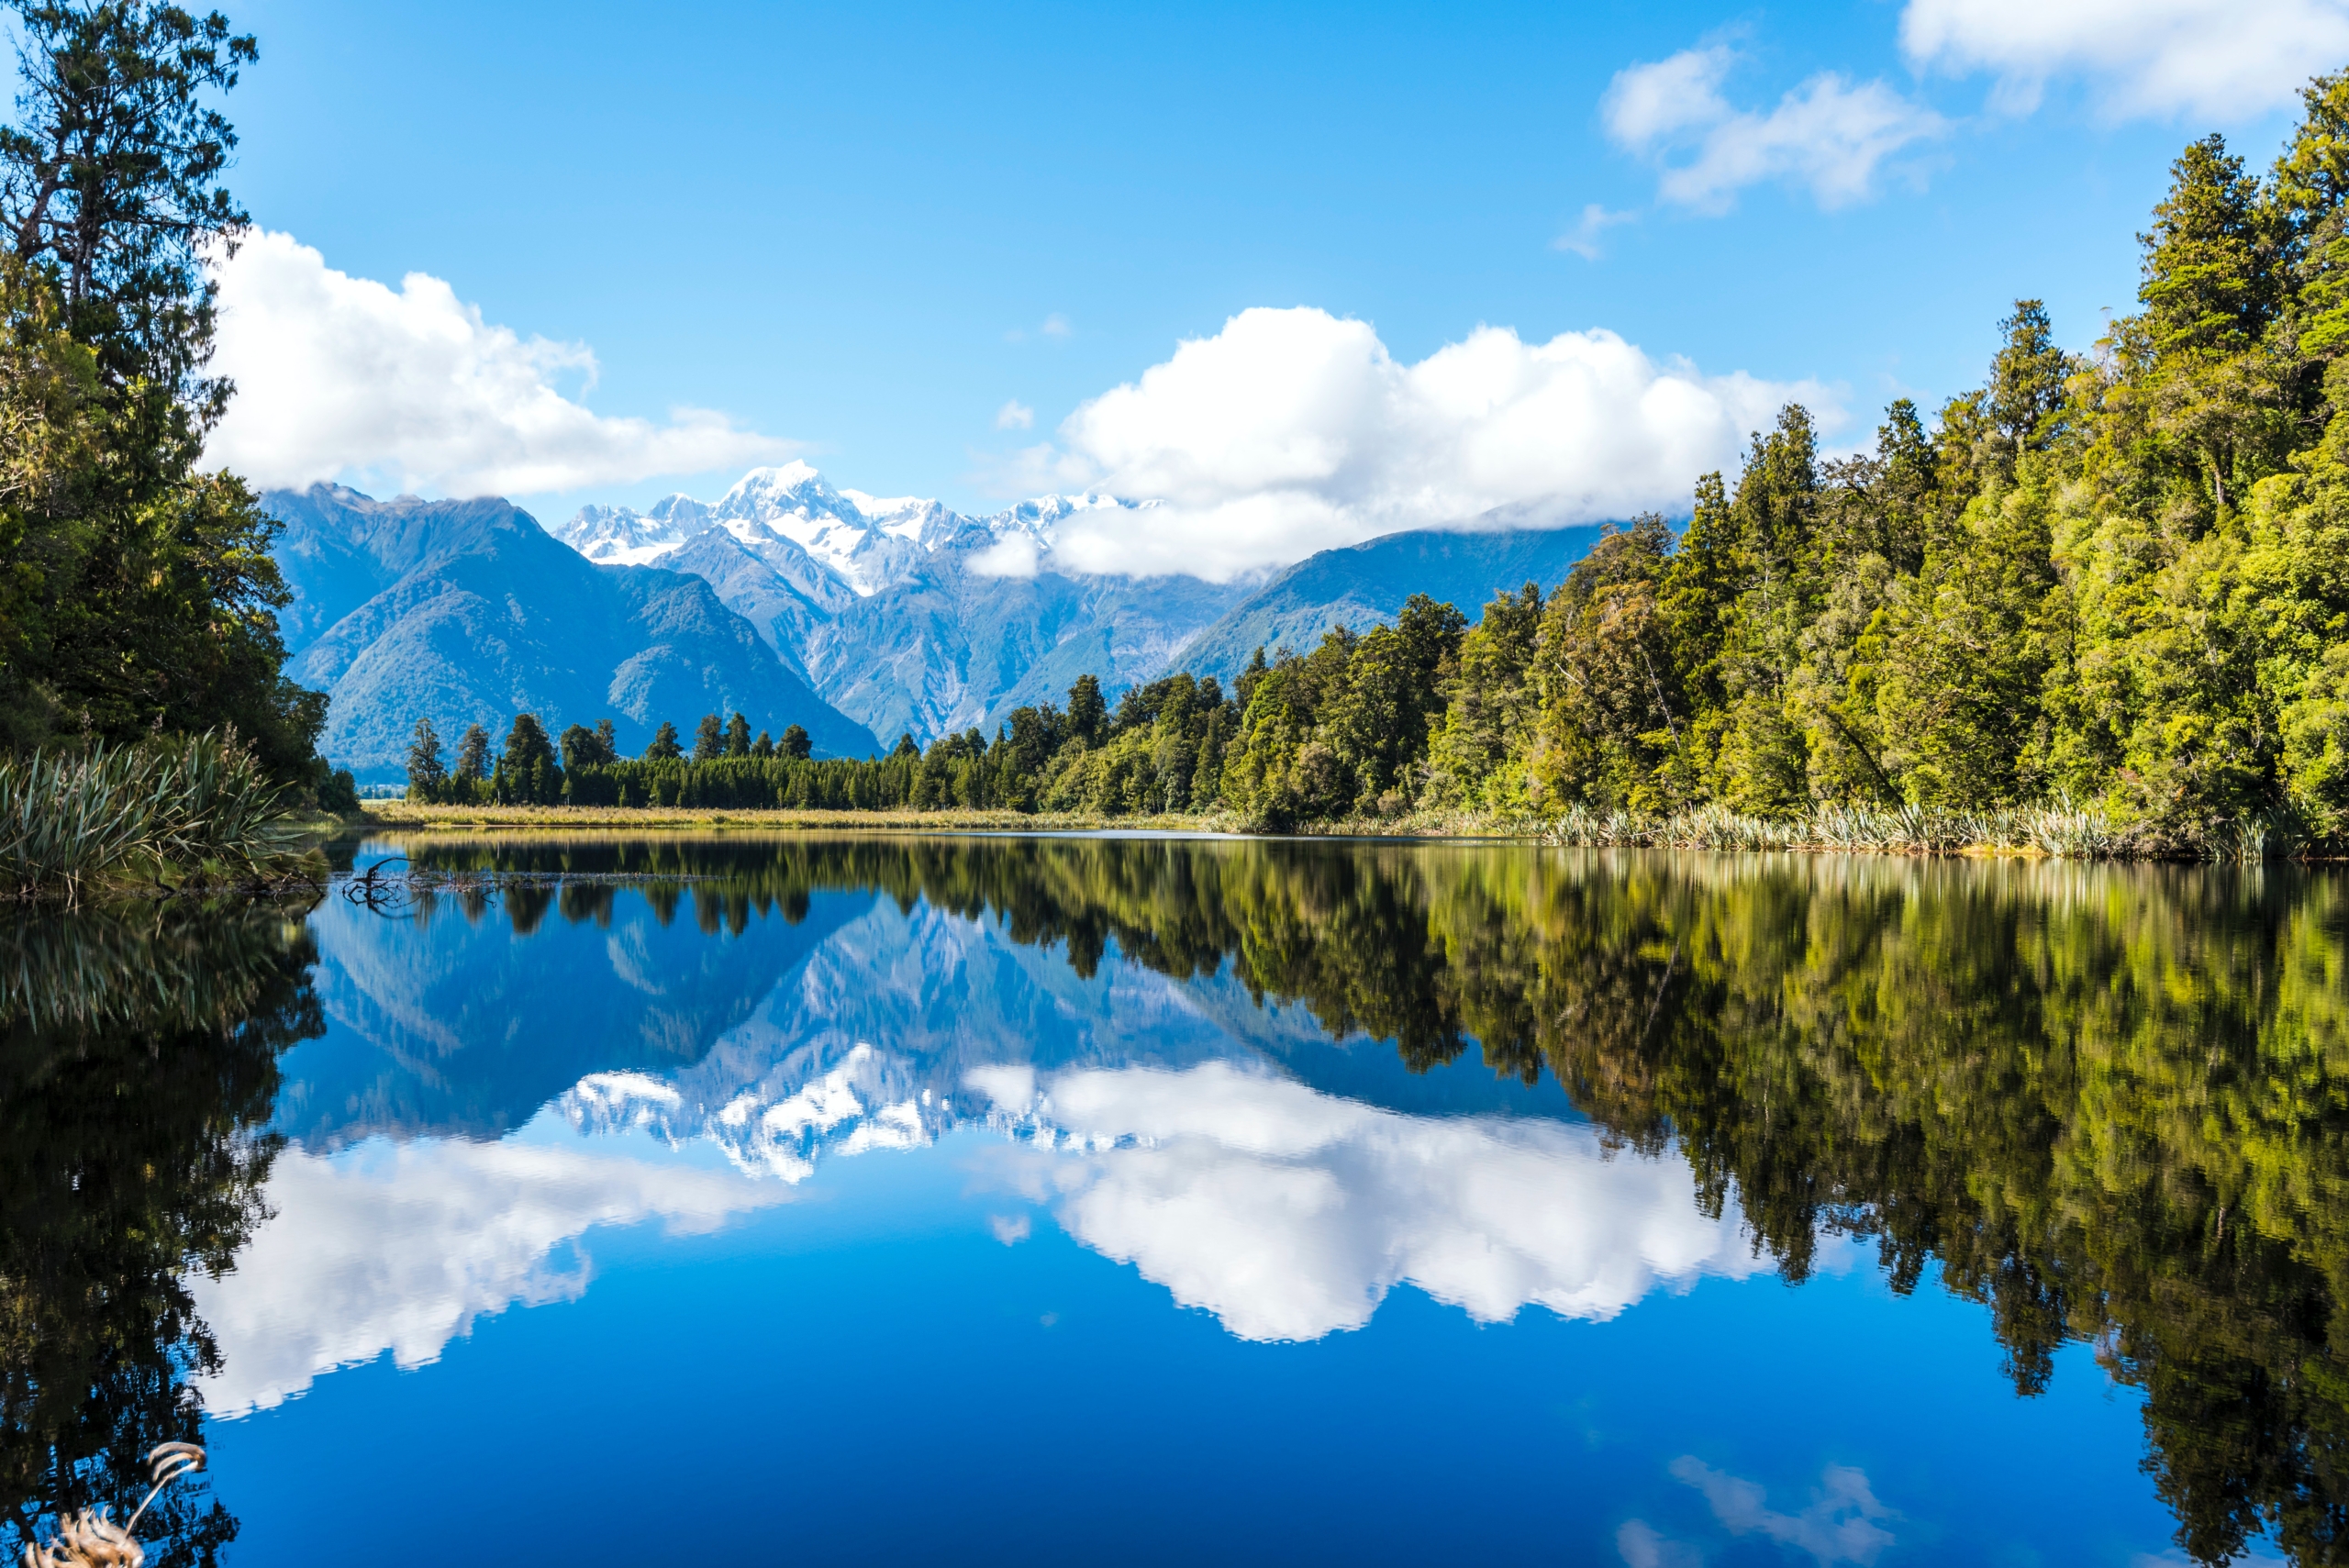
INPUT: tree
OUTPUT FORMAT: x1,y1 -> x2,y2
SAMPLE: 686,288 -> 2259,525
494,713 -> 560,805
1067,673 -> 1107,746
559,722 -> 612,772
779,723 -> 810,761
643,720 -> 682,761
892,732 -> 918,759
725,711 -> 750,757
693,713 -> 723,762
0,1 -> 257,399
751,728 -> 774,758
1987,299 -> 2074,463
406,717 -> 445,795
452,722 -> 489,784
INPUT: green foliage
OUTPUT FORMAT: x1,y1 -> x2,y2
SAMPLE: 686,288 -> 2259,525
0,732 -> 299,898
491,713 -> 561,805
0,2 -> 342,807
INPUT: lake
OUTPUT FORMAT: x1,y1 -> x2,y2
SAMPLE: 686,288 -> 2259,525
6,834 -> 2341,1566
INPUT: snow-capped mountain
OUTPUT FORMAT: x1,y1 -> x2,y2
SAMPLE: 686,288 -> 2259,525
547,463 -> 1233,742
540,463 -> 1600,748
552,462 -> 1102,599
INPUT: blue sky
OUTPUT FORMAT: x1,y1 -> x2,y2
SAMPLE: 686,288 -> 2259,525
201,0 -> 2331,567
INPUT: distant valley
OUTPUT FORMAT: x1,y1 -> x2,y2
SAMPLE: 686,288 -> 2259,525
265,462 -> 1606,780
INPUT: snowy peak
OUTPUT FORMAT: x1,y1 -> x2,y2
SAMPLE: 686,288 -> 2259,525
554,501 -> 695,567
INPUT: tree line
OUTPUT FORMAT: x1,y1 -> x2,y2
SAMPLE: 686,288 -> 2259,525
405,72 -> 2349,851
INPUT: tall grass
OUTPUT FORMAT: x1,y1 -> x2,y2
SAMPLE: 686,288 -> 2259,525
0,733 -> 304,900
1542,800 -> 2326,861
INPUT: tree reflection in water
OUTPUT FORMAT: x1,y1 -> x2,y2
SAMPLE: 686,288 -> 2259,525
395,835 -> 2349,1563
9,835 -> 2349,1564
0,901 -> 320,1568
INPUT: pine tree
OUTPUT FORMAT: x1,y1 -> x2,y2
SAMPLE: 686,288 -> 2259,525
1066,674 -> 1108,746
780,724 -> 811,760
693,714 -> 723,762
644,721 -> 683,761
726,712 -> 751,757
452,723 -> 489,784
405,717 -> 446,796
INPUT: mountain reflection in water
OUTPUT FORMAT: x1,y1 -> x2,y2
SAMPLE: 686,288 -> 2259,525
4,836 -> 2345,1566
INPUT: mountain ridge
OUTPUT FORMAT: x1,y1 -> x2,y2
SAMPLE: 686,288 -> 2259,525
262,484 -> 880,779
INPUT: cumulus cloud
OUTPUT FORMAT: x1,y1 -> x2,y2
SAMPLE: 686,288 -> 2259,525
1004,306 -> 1830,580
1900,0 -> 2349,119
190,1137 -> 785,1415
969,1061 -> 1767,1342
205,230 -> 795,496
1604,47 -> 1948,213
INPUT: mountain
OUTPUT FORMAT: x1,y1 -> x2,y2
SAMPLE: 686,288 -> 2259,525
1169,524 -> 1609,685
263,484 -> 881,780
554,465 -> 1244,741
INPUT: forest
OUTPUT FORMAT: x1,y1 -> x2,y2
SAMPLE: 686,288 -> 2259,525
410,71 -> 2349,857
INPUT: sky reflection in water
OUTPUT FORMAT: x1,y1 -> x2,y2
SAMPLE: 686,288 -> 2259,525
11,836 -> 2331,1566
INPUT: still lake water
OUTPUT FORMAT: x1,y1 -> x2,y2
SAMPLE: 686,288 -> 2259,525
6,835 -> 2343,1566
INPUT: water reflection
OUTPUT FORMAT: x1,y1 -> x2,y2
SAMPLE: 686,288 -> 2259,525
6,837 -> 2346,1565
0,902 -> 319,1568
963,1061 -> 1764,1340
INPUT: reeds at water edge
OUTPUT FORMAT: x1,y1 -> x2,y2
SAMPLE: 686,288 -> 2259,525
0,733 -> 306,900
1542,800 -> 2327,861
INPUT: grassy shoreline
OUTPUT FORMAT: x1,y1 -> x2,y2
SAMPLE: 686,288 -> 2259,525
354,799 -> 1543,838
354,797 -> 2347,861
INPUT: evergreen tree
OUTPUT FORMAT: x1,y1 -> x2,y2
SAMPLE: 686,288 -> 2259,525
643,720 -> 682,761
406,717 -> 445,795
452,723 -> 489,784
751,728 -> 774,759
780,723 -> 810,760
1067,673 -> 1108,746
693,713 -> 723,762
493,713 -> 561,805
726,711 -> 750,757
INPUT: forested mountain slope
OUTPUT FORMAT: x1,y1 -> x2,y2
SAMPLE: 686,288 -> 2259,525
1170,526 -> 1608,685
264,485 -> 879,778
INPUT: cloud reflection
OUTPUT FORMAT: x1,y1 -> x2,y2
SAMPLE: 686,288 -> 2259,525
192,1139 -> 785,1416
973,1062 -> 1767,1342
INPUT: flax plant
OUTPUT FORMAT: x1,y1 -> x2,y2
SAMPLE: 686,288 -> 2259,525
0,733 -> 300,899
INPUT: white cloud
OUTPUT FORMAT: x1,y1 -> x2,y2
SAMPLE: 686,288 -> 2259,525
189,1136 -> 785,1415
205,230 -> 795,497
1900,0 -> 2349,119
1669,1458 -> 1898,1565
1041,313 -> 1074,339
970,1061 -> 1768,1342
1555,203 -> 1640,260
1004,306 -> 1831,581
1604,48 -> 1947,213
995,398 -> 1036,430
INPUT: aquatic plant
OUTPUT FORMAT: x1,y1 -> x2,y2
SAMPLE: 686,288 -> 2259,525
0,733 -> 303,900
20,1444 -> 206,1568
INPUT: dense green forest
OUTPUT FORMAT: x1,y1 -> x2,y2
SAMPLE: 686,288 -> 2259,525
421,72 -> 2349,854
0,3 -> 351,813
